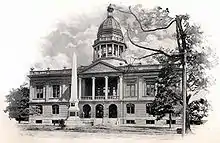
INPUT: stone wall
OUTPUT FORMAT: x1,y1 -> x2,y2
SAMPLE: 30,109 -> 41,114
29,104 -> 69,125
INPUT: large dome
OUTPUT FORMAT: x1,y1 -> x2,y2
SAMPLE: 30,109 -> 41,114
97,16 -> 123,39
92,4 -> 127,65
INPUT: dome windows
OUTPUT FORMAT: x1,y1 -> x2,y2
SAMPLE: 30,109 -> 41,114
92,5 -> 127,63
93,43 -> 125,61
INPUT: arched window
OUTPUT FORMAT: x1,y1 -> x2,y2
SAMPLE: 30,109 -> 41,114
83,104 -> 91,118
126,103 -> 135,114
146,103 -> 152,113
36,105 -> 43,114
95,104 -> 104,118
52,105 -> 59,114
109,104 -> 117,118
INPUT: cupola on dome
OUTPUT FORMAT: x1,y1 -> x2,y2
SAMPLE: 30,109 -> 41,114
97,4 -> 123,40
92,4 -> 127,64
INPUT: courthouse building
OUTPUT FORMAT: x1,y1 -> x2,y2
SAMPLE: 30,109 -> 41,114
28,6 -> 181,126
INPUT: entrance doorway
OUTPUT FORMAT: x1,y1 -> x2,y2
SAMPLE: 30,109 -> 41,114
95,104 -> 104,118
83,104 -> 91,118
109,104 -> 117,118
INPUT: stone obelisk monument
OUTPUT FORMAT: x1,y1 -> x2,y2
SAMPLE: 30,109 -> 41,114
65,51 -> 83,127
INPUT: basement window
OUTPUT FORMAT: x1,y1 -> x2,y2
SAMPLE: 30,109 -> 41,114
35,120 -> 42,124
52,120 -> 59,124
126,120 -> 135,124
166,120 -> 176,124
146,120 -> 155,124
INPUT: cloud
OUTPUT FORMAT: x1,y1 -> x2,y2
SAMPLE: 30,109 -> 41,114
34,53 -> 71,70
34,4 -> 178,70
65,42 -> 77,48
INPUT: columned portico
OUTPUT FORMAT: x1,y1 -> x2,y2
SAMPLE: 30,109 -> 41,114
119,76 -> 123,100
79,78 -> 82,100
92,77 -> 95,100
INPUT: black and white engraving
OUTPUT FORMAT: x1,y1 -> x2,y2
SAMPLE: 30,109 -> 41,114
3,2 -> 218,141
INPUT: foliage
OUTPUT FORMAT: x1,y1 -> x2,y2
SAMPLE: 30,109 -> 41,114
4,83 -> 42,123
4,83 -> 30,122
189,98 -> 209,122
59,119 -> 66,129
114,4 -> 217,131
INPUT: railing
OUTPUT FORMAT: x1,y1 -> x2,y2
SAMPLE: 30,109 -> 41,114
95,96 -> 105,100
81,96 -> 92,100
81,95 -> 119,100
94,37 -> 123,45
108,95 -> 119,99
29,69 -> 72,75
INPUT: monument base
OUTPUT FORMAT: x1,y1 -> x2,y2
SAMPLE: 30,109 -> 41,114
65,117 -> 87,128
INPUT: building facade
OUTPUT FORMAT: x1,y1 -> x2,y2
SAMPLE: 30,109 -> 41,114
28,6 -> 181,126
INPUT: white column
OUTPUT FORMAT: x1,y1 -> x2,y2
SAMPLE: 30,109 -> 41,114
33,86 -> 36,99
143,80 -> 146,97
43,86 -> 46,99
119,76 -> 123,100
48,85 -> 52,98
105,44 -> 108,57
45,85 -> 49,101
112,44 -> 114,56
117,79 -> 120,97
117,45 -> 120,56
138,78 -> 143,99
92,77 -> 95,100
59,84 -> 62,98
79,78 -> 82,100
105,76 -> 108,99
30,85 -> 34,101
100,45 -> 103,58
154,82 -> 158,96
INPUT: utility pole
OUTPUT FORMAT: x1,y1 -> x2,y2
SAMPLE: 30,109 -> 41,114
115,5 -> 188,137
176,15 -> 187,137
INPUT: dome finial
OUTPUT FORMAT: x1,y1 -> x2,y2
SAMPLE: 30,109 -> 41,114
107,4 -> 114,17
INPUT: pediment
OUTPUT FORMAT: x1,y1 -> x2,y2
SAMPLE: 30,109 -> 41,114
80,61 -> 121,74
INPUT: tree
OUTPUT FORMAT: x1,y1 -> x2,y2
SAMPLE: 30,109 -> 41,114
150,15 -> 214,132
113,4 -> 217,133
149,64 -> 182,129
4,83 -> 41,123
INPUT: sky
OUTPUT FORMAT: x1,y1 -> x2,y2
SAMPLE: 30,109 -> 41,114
0,0 -> 220,141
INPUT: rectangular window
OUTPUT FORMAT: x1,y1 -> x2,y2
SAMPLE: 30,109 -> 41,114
52,85 -> 60,98
102,46 -> 106,57
36,85 -> 43,99
52,105 -> 59,114
36,120 -> 42,124
166,120 -> 176,124
119,45 -> 123,56
146,103 -> 152,113
126,84 -> 135,97
146,120 -> 155,124
36,105 -> 43,114
126,103 -> 135,114
114,44 -> 117,55
145,83 -> 155,96
69,84 -> 71,94
126,120 -> 135,124
52,120 -> 59,124
107,44 -> 112,56
70,112 -> 75,116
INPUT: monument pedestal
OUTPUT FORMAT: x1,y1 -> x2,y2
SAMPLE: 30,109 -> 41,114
65,101 -> 86,128
65,117 -> 85,128
65,51 -> 86,128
